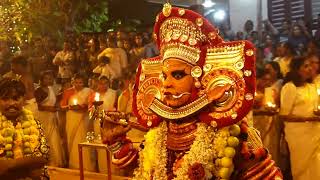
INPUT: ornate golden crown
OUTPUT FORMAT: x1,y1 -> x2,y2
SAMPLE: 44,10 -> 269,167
159,17 -> 207,65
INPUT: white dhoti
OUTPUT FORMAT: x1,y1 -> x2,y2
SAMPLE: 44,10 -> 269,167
66,88 -> 96,171
285,122 -> 320,180
38,111 -> 65,167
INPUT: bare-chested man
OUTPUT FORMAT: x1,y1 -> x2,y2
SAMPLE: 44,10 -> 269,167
3,55 -> 39,119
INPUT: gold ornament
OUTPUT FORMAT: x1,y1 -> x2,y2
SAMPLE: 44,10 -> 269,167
139,73 -> 146,82
208,31 -> 216,40
153,33 -> 157,41
162,3 -> 172,17
191,66 -> 202,78
188,38 -> 197,46
191,66 -> 202,88
244,70 -> 252,77
178,8 -> 185,16
210,120 -> 218,128
162,43 -> 201,65
203,64 -> 212,72
195,18 -> 204,27
179,34 -> 189,42
246,49 -> 254,56
245,93 -> 253,101
235,61 -> 244,70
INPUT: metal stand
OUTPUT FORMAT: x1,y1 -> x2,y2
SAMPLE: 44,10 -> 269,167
78,142 -> 112,180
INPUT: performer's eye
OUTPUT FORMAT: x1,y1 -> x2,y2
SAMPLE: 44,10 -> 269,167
162,73 -> 167,80
171,70 -> 187,80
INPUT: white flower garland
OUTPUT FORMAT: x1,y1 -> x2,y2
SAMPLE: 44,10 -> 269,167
133,121 -> 240,180
0,109 -> 40,159
174,123 -> 216,180
133,121 -> 168,180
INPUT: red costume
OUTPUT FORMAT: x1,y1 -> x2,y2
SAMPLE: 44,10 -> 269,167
103,3 -> 282,180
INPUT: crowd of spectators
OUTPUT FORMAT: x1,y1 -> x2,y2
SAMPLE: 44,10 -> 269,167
0,14 -> 320,179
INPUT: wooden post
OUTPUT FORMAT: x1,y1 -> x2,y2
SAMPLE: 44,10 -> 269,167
78,144 -> 84,180
106,149 -> 112,180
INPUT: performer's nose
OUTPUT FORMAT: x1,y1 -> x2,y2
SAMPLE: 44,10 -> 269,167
163,77 -> 173,89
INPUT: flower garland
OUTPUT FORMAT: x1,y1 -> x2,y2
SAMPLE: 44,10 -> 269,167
0,109 -> 40,159
133,121 -> 168,180
132,121 -> 241,180
173,123 -> 216,180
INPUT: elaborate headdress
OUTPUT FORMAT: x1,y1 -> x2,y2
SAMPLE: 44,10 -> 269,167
132,4 -> 256,129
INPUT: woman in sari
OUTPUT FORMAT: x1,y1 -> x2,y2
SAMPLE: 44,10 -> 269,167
253,62 -> 283,166
60,73 -> 96,171
35,70 -> 64,167
280,56 -> 320,180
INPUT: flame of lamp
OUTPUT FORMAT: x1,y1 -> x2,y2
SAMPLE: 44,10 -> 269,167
73,99 -> 78,105
95,92 -> 100,102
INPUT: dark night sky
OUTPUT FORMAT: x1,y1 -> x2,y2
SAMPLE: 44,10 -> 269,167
108,0 -> 162,26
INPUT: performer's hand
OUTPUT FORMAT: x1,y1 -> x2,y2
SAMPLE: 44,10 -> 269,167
142,93 -> 155,109
207,84 -> 232,102
101,118 -> 131,144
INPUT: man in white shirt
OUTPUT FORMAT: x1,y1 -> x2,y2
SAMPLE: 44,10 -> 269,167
98,38 -> 128,78
53,40 -> 75,79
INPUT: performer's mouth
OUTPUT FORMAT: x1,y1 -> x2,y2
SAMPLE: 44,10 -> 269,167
163,92 -> 191,99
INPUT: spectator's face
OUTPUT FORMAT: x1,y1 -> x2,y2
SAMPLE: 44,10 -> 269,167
282,21 -> 289,31
97,79 -> 109,92
123,40 -> 131,50
265,64 -> 278,80
275,45 -> 283,57
62,81 -> 71,90
135,36 -> 143,46
117,40 -> 124,48
245,21 -> 254,31
236,32 -> 244,39
298,60 -> 313,81
279,44 -> 289,56
73,78 -> 84,90
265,35 -> 273,45
116,31 -> 127,40
63,42 -> 71,51
107,39 -> 115,48
11,63 -> 23,74
293,26 -> 302,36
309,55 -> 320,77
261,74 -> 273,87
42,74 -> 54,86
0,91 -> 24,120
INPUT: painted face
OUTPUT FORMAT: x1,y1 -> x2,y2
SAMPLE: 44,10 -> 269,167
0,90 -> 24,120
161,58 -> 194,108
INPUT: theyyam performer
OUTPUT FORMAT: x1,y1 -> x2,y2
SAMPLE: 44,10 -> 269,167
101,3 -> 283,180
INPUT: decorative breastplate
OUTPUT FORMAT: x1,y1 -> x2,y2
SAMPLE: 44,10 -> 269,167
166,119 -> 197,151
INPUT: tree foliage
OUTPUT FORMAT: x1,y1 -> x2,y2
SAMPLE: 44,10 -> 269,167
0,0 -> 109,48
